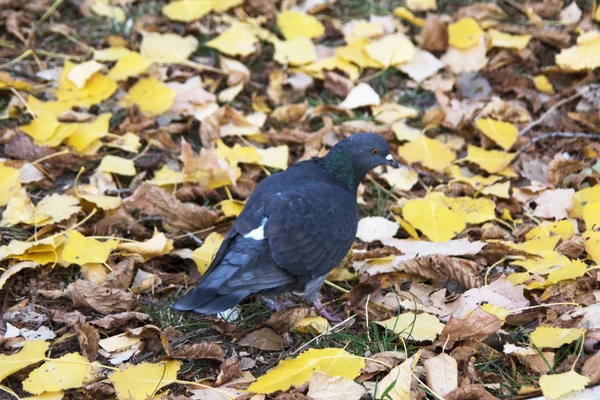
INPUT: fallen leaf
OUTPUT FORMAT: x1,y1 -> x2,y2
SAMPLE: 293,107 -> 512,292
170,343 -> 224,361
66,279 -> 137,315
295,317 -> 331,334
530,326 -> 586,348
140,31 -> 198,62
462,145 -> 515,174
377,312 -> 445,341
23,353 -> 94,394
436,307 -> 502,347
375,353 -> 418,400
237,328 -> 285,351
109,360 -> 179,400
0,340 -> 49,381
121,78 -> 176,115
61,231 -> 118,265
307,372 -> 366,400
402,193 -> 465,242
448,17 -> 483,49
475,118 -> 518,150
539,370 -> 589,400
423,353 -> 458,397
339,83 -> 381,109
356,217 -> 399,243
397,136 -> 456,172
533,189 -> 575,220
277,10 -> 325,40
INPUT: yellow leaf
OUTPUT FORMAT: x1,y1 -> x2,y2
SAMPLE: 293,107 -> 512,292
80,194 -> 122,210
463,145 -> 515,174
206,22 -> 259,57
34,194 -> 81,226
377,312 -> 444,341
216,141 -> 261,166
98,155 -> 137,176
217,82 -> 244,103
376,354 -> 418,400
162,0 -> 213,22
371,103 -> 419,124
21,392 -> 64,400
27,96 -> 73,118
192,232 -> 224,275
211,0 -> 243,11
0,341 -> 49,381
274,37 -> 317,66
525,220 -> 576,241
572,186 -> 600,218
533,75 -> 555,94
19,112 -> 60,144
546,259 -> 587,284
122,78 -> 176,115
448,18 -> 483,50
365,34 -> 416,67
67,113 -> 111,153
513,250 -> 569,274
248,348 -> 364,394
392,121 -> 422,142
23,353 -> 94,394
91,0 -> 126,23
397,136 -> 456,172
109,361 -> 180,400
140,31 -> 198,63
583,201 -> 600,231
481,181 -> 511,199
256,146 -> 289,170
80,263 -> 109,284
381,166 -> 418,191
61,231 -> 118,265
0,162 -> 21,207
402,193 -> 465,242
475,118 -> 518,150
393,214 -> 420,239
55,61 -> 117,107
336,38 -> 383,69
443,196 -> 496,224
540,370 -> 589,400
149,165 -> 184,186
218,199 -> 245,217
556,31 -> 600,71
393,7 -> 425,27
346,21 -> 384,40
106,132 -> 141,153
488,29 -> 531,50
513,236 -> 561,253
1,188 -> 35,226
584,230 -> 600,265
94,46 -> 132,61
406,0 -> 437,11
277,10 -> 325,40
295,317 -> 331,334
530,326 -> 585,348
481,304 -> 510,322
118,232 -> 174,261
108,52 -> 152,81
67,60 -> 106,89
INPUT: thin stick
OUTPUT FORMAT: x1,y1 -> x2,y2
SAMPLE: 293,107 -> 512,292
0,49 -> 33,70
9,87 -> 36,118
292,315 -> 357,355
323,279 -> 350,294
511,132 -> 600,165
36,0 -> 66,27
519,89 -> 587,137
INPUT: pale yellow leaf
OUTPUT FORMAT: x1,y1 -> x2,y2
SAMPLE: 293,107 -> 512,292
295,317 -> 331,334
540,370 -> 589,399
109,361 -> 180,400
475,118 -> 518,150
380,166 -> 418,191
162,0 -> 213,22
365,34 -> 416,67
406,0 -> 437,11
67,60 -> 105,89
443,196 -> 496,224
121,78 -> 176,115
108,52 -> 152,81
274,37 -> 317,66
0,340 -> 49,381
61,231 -> 118,265
94,46 -> 132,62
91,0 -> 125,23
67,113 -> 111,153
448,17 -> 483,49
556,31 -> 600,72
0,162 -> 21,207
530,326 -> 586,348
98,155 -> 136,176
488,29 -> 531,50
393,7 -> 425,27
277,10 -> 325,40
55,61 -> 117,107
533,75 -> 555,94
206,23 -> 259,57
140,32 -> 198,62
339,82 -> 380,109
371,103 -> 418,124
397,136 -> 456,172
463,145 -> 515,174
118,232 -> 174,261
525,220 -> 576,241
218,199 -> 245,217
377,312 -> 444,341
23,353 -> 94,394
392,121 -> 421,142
256,145 -> 289,170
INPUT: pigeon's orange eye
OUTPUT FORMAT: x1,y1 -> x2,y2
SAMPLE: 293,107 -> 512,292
371,148 -> 379,155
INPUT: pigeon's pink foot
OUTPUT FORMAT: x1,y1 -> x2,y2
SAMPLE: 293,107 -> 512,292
263,297 -> 296,312
313,300 -> 342,323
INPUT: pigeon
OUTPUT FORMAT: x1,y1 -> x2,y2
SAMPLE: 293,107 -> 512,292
173,133 -> 400,320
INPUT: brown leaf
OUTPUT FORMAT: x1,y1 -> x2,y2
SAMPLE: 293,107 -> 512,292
90,312 -> 152,330
123,182 -> 219,232
95,207 -> 150,239
324,71 -> 354,98
4,132 -> 52,162
52,310 -> 86,326
127,325 -> 171,356
270,101 -> 309,124
556,235 -> 585,258
243,0 -> 277,19
521,352 -> 555,375
547,158 -> 587,186
444,384 -> 499,400
216,358 -> 242,386
435,307 -> 503,348
175,185 -> 222,204
103,256 -> 138,289
66,280 -> 138,315
418,14 -> 448,52
265,307 -> 315,333
237,328 -> 285,351
171,342 -> 224,361
392,255 -> 482,290
357,351 -> 405,382
75,323 -> 100,361
424,353 -> 458,397
582,350 -> 600,385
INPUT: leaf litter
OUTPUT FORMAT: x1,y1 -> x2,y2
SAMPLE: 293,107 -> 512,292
1,0 -> 600,399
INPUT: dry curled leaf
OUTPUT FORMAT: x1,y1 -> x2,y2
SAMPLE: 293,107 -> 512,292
436,307 -> 503,348
237,328 -> 285,351
66,280 -> 138,315
90,312 -> 152,330
170,342 -> 225,361
389,254 -> 481,289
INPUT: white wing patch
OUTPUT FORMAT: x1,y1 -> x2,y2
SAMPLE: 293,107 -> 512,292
244,217 -> 268,240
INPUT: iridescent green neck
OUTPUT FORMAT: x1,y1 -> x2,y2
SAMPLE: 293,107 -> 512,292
322,151 -> 358,190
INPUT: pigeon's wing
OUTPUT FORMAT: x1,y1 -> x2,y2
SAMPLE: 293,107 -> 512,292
263,183 -> 358,279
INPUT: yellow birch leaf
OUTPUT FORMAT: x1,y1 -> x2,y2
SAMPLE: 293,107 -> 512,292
149,165 -> 184,186
94,46 -> 132,61
256,146 -> 289,170
274,37 -> 317,66
206,23 -> 259,57
347,21 -> 384,40
277,10 -> 325,40
61,231 -> 118,265
402,193 -> 466,242
556,31 -> 600,72
392,121 -> 422,142
530,326 -> 586,348
583,201 -> 600,231
481,304 -> 510,322
377,312 -> 444,341
540,370 -> 589,400
91,0 -> 125,22
162,0 -> 214,22
533,75 -> 555,94
216,141 -> 261,166
217,82 -> 244,103
546,259 -> 587,285
98,155 -> 137,176
21,392 -> 64,400
191,232 -> 224,275
525,220 -> 576,241
572,186 -> 600,218
34,194 -> 81,226
584,230 -> 600,265
140,32 -> 198,62
507,272 -> 531,285
19,112 -> 60,144
481,181 -> 511,199
365,34 -> 416,67
1,188 -> 36,226
0,340 -> 49,382
55,61 -> 117,107
27,96 -> 73,118
371,103 -> 419,124
0,163 -> 21,207
108,361 -> 180,400
448,18 -> 483,50
67,113 -> 111,153
122,78 -> 175,115
463,145 -> 515,174
80,194 -> 122,210
393,7 -> 425,27
42,123 -> 79,148
514,236 -> 561,253
336,38 -> 383,69
381,166 -> 418,191
23,353 -> 94,394
475,118 -> 518,150
513,250 -> 569,274
108,52 -> 152,81
295,317 -> 331,334
117,232 -> 174,261
248,348 -> 364,394
393,214 -> 420,239
67,60 -> 105,89
444,196 -> 496,224
488,29 -> 531,50
397,136 -> 456,172
218,199 -> 246,217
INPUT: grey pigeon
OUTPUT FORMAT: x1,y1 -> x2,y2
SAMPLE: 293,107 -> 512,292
173,133 -> 399,320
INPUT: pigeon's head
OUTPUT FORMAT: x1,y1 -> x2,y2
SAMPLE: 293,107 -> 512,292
323,132 -> 400,189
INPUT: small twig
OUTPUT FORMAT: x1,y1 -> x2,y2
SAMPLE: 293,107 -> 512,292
292,314 -> 357,355
511,132 -> 600,164
519,89 -> 587,137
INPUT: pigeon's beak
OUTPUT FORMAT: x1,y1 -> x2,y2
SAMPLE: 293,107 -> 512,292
385,154 -> 400,168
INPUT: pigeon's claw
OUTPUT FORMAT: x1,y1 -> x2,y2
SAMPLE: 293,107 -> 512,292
262,297 -> 295,312
313,299 -> 342,323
